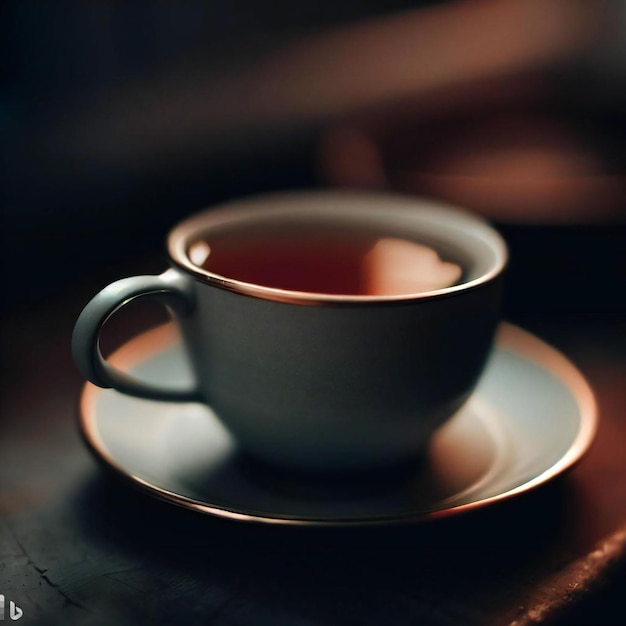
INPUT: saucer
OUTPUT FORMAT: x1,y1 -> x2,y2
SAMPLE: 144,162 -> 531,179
79,322 -> 596,526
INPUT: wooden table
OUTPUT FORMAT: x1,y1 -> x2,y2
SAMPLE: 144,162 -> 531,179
1,260 -> 625,626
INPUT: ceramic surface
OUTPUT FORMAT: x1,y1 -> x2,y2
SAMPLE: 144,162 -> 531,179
79,322 -> 596,526
73,192 -> 507,470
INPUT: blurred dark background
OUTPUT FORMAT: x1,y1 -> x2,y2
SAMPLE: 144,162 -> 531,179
2,0 -> 625,319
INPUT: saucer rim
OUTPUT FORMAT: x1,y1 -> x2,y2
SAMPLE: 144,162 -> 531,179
78,322 -> 597,527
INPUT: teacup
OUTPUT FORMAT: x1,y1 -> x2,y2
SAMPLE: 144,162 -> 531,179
72,191 -> 507,471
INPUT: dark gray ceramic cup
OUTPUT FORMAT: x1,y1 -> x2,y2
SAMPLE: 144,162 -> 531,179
72,191 -> 507,471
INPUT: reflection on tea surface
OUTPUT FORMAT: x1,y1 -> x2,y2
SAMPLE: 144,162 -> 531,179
188,225 -> 462,296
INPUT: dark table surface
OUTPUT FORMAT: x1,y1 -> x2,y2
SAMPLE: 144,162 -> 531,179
1,255 -> 626,626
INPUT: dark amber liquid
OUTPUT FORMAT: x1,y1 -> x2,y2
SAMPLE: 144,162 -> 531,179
188,224 -> 462,296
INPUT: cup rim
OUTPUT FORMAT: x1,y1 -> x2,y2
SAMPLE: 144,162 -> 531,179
167,190 -> 508,306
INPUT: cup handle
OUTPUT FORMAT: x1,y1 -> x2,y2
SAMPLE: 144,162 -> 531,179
72,268 -> 203,402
